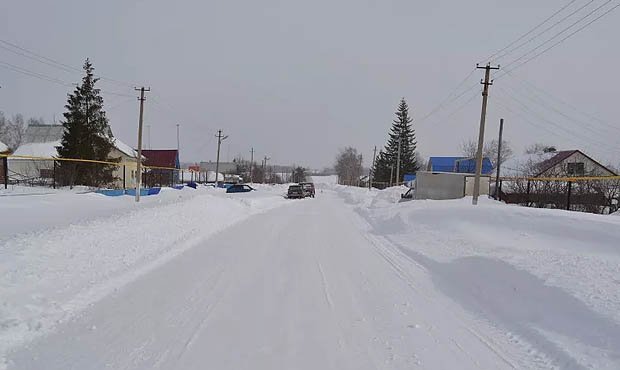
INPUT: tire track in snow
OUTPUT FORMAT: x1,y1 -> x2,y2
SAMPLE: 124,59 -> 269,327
340,196 -> 522,369
316,261 -> 334,310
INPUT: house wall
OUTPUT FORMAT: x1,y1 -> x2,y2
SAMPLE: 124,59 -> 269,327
542,152 -> 615,177
7,158 -> 54,183
109,148 -> 139,189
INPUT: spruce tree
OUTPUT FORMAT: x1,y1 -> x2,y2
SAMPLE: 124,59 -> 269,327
57,59 -> 117,187
373,98 -> 419,185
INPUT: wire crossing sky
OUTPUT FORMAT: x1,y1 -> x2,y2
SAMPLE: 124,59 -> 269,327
0,0 -> 618,168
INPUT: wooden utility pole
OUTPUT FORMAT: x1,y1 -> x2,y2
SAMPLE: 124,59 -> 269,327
215,130 -> 228,187
396,137 -> 402,186
250,147 -> 254,183
263,156 -> 270,184
134,87 -> 150,202
369,145 -> 377,190
472,63 -> 499,205
494,118 -> 504,200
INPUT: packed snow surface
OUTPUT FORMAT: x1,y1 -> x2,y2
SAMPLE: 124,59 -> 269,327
1,182 -> 619,369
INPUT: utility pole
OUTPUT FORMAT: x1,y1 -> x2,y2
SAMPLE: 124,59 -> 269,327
249,147 -> 254,183
263,156 -> 270,184
472,63 -> 499,205
215,130 -> 228,187
369,145 -> 377,190
134,86 -> 150,202
176,124 -> 180,152
495,118 -> 504,200
396,137 -> 402,186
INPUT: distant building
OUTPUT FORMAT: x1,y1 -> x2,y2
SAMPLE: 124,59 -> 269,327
427,156 -> 494,175
0,140 -> 9,185
141,149 -> 180,187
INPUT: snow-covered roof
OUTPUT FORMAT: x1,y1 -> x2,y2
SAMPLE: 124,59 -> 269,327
0,140 -> 8,153
23,124 -> 64,143
11,138 -> 140,160
112,138 -> 139,159
12,141 -> 61,158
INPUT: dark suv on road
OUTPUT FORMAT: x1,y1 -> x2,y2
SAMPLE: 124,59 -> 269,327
287,184 -> 305,199
300,182 -> 315,198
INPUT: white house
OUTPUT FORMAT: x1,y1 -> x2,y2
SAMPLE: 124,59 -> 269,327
9,124 -> 141,188
502,149 -> 616,178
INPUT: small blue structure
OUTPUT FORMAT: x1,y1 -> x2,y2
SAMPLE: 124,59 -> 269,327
96,189 -> 125,197
427,156 -> 494,175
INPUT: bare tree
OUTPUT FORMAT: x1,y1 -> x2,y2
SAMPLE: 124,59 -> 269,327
461,138 -> 513,169
335,147 -> 363,186
0,113 -> 28,151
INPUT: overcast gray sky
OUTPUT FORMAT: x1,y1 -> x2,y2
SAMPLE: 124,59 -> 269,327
1,0 -> 619,169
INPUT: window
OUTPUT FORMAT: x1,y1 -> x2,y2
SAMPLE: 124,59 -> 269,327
567,162 -> 585,176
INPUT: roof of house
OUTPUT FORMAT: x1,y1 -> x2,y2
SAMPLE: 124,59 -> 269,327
0,140 -> 8,153
501,149 -> 618,177
12,140 -> 61,158
141,149 -> 179,168
23,124 -> 64,143
112,138 -> 139,159
428,156 -> 494,175
11,138 -> 139,160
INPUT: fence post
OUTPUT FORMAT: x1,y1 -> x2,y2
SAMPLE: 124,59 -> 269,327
123,165 -> 126,190
526,180 -> 531,206
566,181 -> 572,211
3,156 -> 7,189
181,170 -> 184,184
498,179 -> 502,201
53,160 -> 56,189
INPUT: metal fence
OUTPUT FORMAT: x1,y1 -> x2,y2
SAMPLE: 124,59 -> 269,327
497,176 -> 620,214
1,155 -> 199,190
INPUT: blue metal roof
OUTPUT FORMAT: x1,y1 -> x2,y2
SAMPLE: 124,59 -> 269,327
428,156 -> 494,175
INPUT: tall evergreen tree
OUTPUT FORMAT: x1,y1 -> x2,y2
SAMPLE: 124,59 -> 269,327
57,59 -> 117,186
373,98 -> 419,185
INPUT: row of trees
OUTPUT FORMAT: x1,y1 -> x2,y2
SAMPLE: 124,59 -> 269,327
230,158 -> 307,184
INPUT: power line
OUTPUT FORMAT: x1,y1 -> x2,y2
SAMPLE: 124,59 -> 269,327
0,38 -> 140,88
0,58 -> 135,97
418,68 -> 476,123
494,90 -> 620,155
483,0 -> 582,63
500,75 -> 620,136
501,1 -> 620,74
507,72 -> 620,133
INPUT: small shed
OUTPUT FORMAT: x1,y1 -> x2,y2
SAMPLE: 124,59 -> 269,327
415,171 -> 491,200
141,149 -> 180,187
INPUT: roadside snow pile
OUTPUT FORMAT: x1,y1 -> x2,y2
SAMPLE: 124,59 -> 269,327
0,186 -> 288,361
336,186 -> 620,369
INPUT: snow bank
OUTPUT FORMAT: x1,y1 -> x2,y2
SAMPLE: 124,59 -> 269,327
335,186 -> 620,368
0,185 -> 289,362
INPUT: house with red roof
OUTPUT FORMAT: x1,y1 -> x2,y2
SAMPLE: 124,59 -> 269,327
141,149 -> 180,187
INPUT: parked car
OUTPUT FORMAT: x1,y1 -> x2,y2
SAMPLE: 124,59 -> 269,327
226,184 -> 255,193
300,182 -> 315,198
287,184 -> 305,199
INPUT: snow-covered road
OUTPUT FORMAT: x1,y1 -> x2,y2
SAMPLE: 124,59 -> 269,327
4,183 -> 620,369
7,190 -> 532,370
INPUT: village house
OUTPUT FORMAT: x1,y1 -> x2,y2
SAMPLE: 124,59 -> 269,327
141,149 -> 180,187
8,124 -> 141,188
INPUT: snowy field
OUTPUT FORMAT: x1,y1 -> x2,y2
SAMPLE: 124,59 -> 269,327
1,178 -> 619,369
